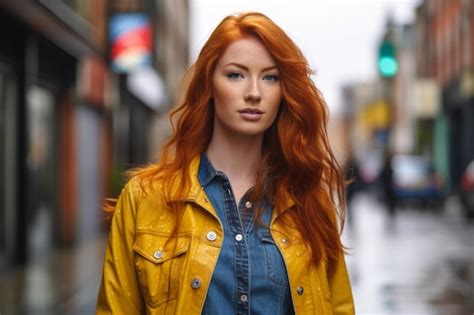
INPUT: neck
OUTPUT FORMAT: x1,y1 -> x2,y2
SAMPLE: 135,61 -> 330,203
206,131 -> 263,204
206,130 -> 263,185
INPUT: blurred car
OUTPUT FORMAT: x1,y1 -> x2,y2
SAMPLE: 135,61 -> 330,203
391,155 -> 444,206
460,160 -> 474,219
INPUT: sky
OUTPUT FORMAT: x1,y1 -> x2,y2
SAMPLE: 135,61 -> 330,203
189,0 -> 422,114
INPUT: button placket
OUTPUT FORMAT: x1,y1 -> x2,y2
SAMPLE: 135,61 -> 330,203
223,182 -> 250,314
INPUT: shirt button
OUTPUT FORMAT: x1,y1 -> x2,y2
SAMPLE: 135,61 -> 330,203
153,250 -> 163,260
240,294 -> 248,302
235,234 -> 243,241
191,278 -> 201,289
281,238 -> 289,244
297,286 -> 304,295
206,231 -> 217,241
245,201 -> 252,209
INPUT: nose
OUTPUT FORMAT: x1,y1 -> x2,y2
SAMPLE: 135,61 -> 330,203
244,78 -> 261,103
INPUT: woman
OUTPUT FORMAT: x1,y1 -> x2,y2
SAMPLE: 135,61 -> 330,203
97,12 -> 354,315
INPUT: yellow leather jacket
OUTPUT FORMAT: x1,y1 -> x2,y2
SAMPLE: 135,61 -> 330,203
97,156 -> 355,314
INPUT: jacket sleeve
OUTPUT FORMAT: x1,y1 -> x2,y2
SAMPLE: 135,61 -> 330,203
329,254 -> 355,315
96,179 -> 145,314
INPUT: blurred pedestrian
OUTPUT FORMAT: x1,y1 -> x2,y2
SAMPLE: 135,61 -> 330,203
97,12 -> 354,314
344,154 -> 361,224
381,151 -> 396,216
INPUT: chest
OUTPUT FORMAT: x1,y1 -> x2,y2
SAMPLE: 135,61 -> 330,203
132,190 -> 332,314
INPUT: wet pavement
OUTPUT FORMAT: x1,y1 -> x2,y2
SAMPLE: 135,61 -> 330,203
0,235 -> 107,315
345,192 -> 474,315
0,193 -> 473,314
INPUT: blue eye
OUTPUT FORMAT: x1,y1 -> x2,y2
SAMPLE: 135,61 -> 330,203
264,74 -> 280,81
227,72 -> 243,79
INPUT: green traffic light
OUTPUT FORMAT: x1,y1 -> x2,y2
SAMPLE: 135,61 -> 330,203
378,40 -> 398,77
378,56 -> 398,77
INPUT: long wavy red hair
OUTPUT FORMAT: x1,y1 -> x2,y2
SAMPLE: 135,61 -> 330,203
113,12 -> 346,273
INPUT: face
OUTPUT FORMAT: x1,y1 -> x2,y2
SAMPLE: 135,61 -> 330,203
211,36 -> 281,138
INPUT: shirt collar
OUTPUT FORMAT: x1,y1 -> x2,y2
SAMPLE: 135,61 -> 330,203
196,152 -> 295,213
198,152 -> 221,188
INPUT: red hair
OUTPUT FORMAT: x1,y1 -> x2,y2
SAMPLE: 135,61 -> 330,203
113,12 -> 346,273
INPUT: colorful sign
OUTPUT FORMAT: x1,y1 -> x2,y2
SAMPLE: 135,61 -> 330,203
109,13 -> 152,73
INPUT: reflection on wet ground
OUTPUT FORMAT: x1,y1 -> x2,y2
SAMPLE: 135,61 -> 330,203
345,193 -> 474,315
0,236 -> 107,315
0,193 -> 473,314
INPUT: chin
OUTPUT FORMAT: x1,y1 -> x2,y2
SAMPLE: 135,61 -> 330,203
216,120 -> 273,138
236,128 -> 269,137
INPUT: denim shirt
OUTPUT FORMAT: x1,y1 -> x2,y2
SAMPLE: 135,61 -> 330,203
198,154 -> 294,315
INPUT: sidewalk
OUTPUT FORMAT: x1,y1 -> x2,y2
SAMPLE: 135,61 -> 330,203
344,193 -> 474,314
0,233 -> 108,315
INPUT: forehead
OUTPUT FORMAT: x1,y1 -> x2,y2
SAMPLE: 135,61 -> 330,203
216,36 -> 276,68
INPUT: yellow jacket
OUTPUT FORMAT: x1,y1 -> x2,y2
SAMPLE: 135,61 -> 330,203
97,156 -> 355,314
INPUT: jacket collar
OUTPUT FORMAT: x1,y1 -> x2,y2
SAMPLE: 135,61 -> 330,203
170,154 -> 296,215
165,155 -> 218,218
170,155 -> 207,201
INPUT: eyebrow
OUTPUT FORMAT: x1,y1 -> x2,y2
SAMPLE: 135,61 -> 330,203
224,62 -> 278,72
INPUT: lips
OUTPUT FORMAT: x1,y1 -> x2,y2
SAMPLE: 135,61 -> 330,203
238,108 -> 263,114
238,108 -> 264,121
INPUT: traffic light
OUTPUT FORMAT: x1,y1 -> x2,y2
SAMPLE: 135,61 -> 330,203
378,40 -> 398,78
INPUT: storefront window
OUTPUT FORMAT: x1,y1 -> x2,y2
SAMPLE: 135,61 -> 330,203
26,86 -> 57,260
0,75 -> 5,254
0,72 -> 17,263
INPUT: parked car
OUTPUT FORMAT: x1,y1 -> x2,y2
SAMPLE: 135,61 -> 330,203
460,160 -> 474,219
391,155 -> 444,207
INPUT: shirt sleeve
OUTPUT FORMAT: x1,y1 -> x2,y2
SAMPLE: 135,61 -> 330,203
329,254 -> 355,315
96,179 -> 145,314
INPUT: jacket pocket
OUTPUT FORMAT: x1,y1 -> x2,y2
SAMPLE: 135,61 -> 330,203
133,231 -> 191,307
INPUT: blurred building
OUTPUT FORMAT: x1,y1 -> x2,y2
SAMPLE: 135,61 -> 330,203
341,80 -> 389,184
344,0 -> 474,195
354,0 -> 474,193
0,0 -> 189,271
415,0 -> 474,191
109,0 -> 189,169
341,16 -> 407,180
392,24 -> 417,155
337,12 -> 420,191
0,0 -> 112,270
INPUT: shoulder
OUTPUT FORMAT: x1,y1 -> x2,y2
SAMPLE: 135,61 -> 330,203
122,156 -> 201,208
114,174 -> 166,215
112,176 -> 169,228
124,174 -> 168,204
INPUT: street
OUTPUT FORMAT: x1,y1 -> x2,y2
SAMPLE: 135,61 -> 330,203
1,192 -> 473,314
345,192 -> 474,315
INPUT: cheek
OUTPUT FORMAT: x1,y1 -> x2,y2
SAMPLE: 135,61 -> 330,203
268,105 -> 280,125
212,80 -> 236,105
268,89 -> 282,115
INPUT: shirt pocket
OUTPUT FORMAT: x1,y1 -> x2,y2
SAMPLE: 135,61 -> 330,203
259,230 -> 290,287
133,231 -> 191,307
